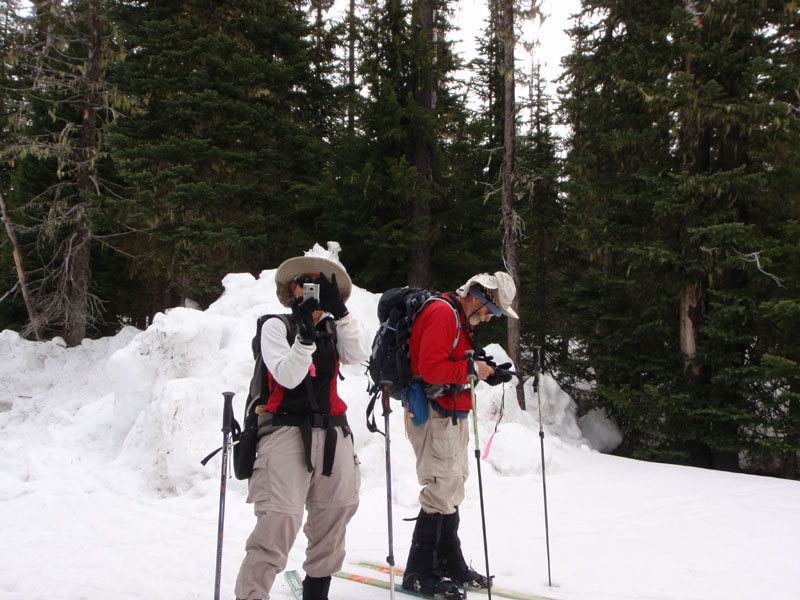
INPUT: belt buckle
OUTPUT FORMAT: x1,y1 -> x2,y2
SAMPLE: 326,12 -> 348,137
310,413 -> 328,428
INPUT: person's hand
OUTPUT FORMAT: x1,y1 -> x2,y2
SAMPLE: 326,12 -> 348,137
318,272 -> 348,319
475,360 -> 495,381
291,296 -> 319,345
476,348 -> 502,371
485,362 -> 513,386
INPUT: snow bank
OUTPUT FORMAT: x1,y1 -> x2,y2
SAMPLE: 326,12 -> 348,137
1,268 -> 593,499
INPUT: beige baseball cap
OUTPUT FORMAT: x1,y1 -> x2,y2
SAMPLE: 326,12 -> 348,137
457,271 -> 519,319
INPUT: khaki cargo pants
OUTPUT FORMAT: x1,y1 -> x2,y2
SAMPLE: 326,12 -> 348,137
407,407 -> 470,515
234,425 -> 361,600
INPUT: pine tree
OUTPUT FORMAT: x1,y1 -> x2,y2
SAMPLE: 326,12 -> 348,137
460,1 -> 547,394
4,0 -> 120,345
317,0 -> 487,292
560,1 -> 681,458
666,0 -> 800,471
0,1 -> 29,333
515,63 -> 564,373
560,0 -> 800,473
407,0 -> 437,288
108,0 -> 337,314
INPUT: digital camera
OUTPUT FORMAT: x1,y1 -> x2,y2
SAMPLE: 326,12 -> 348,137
302,282 -> 320,302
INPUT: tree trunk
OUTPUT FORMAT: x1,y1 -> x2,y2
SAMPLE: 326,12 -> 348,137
64,0 -> 103,346
678,35 -> 709,386
678,8 -> 717,467
680,282 -> 705,383
408,0 -> 435,288
0,184 -> 43,340
347,0 -> 356,132
63,209 -> 91,346
44,0 -> 61,48
499,0 -> 523,408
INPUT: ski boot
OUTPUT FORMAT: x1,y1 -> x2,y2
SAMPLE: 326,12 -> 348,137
446,565 -> 491,590
402,572 -> 465,600
403,509 -> 465,599
437,508 -> 491,590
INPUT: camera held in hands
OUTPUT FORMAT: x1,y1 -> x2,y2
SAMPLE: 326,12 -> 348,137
302,282 -> 320,303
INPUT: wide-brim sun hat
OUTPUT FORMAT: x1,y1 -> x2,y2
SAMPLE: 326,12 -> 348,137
275,241 -> 353,307
457,271 -> 519,319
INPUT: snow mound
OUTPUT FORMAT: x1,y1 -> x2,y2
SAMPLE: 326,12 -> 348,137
2,268 -> 593,498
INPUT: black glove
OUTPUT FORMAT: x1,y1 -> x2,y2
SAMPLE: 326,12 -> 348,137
291,296 -> 319,345
476,347 -> 493,365
485,362 -> 513,386
318,272 -> 348,319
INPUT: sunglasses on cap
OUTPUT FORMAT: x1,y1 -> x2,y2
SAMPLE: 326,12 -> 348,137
469,285 -> 502,317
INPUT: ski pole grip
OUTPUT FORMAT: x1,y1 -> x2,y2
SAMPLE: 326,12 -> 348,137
532,346 -> 542,373
221,391 -> 235,434
380,380 -> 393,415
532,346 -> 541,392
465,350 -> 477,384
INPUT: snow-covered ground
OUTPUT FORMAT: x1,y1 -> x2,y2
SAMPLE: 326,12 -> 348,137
2,267 -> 799,600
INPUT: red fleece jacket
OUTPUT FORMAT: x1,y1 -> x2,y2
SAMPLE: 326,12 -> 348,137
409,294 -> 476,412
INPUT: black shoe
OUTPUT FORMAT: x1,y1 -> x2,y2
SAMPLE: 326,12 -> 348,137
402,572 -> 465,600
448,566 -> 491,589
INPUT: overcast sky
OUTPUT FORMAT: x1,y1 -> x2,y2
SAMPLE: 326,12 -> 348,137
455,0 -> 581,94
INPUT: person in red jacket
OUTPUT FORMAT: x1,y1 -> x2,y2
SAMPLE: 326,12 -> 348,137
235,243 -> 370,600
402,272 -> 518,600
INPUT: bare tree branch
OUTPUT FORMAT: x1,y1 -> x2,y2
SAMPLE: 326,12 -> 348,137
0,282 -> 19,304
733,248 -> 784,288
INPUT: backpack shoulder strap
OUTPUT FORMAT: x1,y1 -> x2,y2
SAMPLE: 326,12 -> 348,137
254,313 -> 296,354
425,294 -> 461,354
274,314 -> 297,346
247,314 -> 296,416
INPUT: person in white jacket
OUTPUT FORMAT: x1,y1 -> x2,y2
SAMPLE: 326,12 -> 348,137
235,244 -> 370,600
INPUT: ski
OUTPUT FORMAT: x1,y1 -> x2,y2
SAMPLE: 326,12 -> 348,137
333,570 -> 463,599
354,562 -> 552,600
284,569 -> 304,600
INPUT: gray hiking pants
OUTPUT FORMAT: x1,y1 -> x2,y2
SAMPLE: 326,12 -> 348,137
234,425 -> 361,600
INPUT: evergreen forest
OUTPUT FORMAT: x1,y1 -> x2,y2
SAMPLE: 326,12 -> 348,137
1,0 -> 798,478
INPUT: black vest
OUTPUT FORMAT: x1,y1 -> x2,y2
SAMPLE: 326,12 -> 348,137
268,316 -> 340,415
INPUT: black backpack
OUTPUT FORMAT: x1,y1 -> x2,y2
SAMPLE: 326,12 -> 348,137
231,314 -> 296,480
365,287 -> 459,433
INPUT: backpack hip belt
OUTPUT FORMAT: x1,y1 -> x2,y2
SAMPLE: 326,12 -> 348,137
423,382 -> 466,401
269,413 -> 351,477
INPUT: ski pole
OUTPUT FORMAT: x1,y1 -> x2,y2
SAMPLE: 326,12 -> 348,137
533,347 -> 552,587
465,350 -> 492,599
214,391 -> 235,600
379,381 -> 396,600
